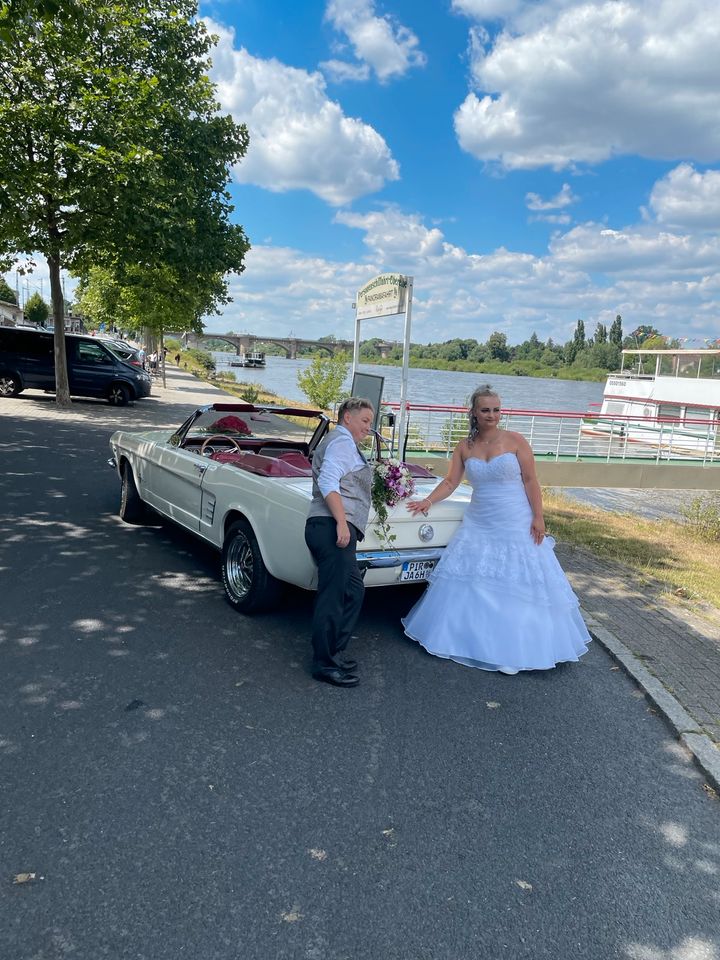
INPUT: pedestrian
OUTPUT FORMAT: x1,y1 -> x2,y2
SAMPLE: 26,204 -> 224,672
304,397 -> 374,687
403,384 -> 591,674
174,352 -> 181,365
148,351 -> 157,372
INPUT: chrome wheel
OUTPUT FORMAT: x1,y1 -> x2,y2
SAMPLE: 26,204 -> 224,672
226,532 -> 254,599
221,519 -> 281,614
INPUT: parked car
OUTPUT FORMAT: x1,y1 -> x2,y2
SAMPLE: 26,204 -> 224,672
0,327 -> 152,404
102,341 -> 145,369
108,402 -> 470,612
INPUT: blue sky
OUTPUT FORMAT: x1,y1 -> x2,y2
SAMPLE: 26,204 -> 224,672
8,0 -> 720,347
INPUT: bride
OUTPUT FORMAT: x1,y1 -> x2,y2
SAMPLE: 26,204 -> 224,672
402,384 -> 591,674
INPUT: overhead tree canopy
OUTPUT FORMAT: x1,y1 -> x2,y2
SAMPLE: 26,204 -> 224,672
0,0 -> 250,404
0,278 -> 17,304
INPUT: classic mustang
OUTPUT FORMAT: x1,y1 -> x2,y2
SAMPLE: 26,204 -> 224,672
109,402 -> 470,612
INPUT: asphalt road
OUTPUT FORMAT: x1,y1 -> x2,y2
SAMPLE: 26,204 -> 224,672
1,398 -> 719,960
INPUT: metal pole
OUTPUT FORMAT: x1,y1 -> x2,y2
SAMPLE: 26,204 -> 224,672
397,277 -> 413,458
352,298 -> 360,381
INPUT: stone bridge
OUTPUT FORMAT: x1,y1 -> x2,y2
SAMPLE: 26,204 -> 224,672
177,332 -> 356,359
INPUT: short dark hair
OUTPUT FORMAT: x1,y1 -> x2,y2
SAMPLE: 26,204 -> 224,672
337,396 -> 374,423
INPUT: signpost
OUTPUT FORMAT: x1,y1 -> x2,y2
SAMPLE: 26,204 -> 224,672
352,273 -> 413,456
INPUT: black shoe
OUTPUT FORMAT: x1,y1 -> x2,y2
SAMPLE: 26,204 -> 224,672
312,668 -> 359,687
338,658 -> 358,671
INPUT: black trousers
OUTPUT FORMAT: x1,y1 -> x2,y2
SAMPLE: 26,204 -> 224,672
304,516 -> 365,672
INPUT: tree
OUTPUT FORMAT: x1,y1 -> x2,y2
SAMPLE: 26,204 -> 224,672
624,325 -> 662,348
0,278 -> 17,303
486,331 -> 510,361
24,291 -> 50,326
609,315 -> 623,347
0,1 -> 249,404
594,322 -> 608,344
297,353 -> 349,411
573,319 -> 586,350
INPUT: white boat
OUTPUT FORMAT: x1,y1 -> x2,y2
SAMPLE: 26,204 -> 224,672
581,348 -> 720,455
229,351 -> 266,368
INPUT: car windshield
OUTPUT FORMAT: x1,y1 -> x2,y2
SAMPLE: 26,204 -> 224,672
184,406 -> 325,444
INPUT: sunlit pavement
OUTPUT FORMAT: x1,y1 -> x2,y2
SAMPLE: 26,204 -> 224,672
1,380 -> 719,960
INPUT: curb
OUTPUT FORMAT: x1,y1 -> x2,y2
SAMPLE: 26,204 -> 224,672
581,608 -> 720,793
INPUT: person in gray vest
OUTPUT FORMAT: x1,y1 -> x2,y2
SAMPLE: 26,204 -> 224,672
305,397 -> 374,686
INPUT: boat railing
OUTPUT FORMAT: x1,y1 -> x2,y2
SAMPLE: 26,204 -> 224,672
382,403 -> 719,465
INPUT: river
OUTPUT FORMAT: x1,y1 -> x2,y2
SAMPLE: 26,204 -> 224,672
211,353 -> 706,521
212,353 -> 604,411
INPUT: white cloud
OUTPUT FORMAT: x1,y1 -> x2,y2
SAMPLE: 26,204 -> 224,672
210,194 -> 720,346
550,222 -> 720,275
451,0 -> 521,19
323,0 -> 426,83
206,19 -> 399,205
526,183 -> 578,211
319,59 -> 371,83
454,0 -> 720,170
649,163 -> 720,229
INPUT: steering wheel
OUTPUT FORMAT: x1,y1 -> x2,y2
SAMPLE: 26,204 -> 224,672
200,435 -> 243,457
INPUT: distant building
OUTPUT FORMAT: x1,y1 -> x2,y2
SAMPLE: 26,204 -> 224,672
0,298 -> 24,327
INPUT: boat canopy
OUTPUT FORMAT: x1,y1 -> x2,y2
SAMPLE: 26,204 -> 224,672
620,349 -> 720,379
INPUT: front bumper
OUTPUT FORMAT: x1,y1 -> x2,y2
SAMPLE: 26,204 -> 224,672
356,547 -> 442,571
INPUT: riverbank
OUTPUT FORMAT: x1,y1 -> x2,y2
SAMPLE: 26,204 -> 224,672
545,490 -> 720,610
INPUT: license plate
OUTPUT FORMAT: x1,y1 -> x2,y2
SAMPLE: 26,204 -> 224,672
400,560 -> 436,582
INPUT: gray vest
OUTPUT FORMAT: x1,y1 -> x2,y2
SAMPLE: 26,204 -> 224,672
308,430 -> 372,536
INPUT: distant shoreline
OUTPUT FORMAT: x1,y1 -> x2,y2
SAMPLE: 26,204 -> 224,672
208,346 -> 608,383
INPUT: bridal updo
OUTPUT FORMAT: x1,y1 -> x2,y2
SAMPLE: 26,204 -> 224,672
467,384 -> 500,443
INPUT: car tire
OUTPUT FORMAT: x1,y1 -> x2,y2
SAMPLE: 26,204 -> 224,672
0,372 -> 22,397
108,382 -> 131,406
119,463 -> 146,523
222,519 -> 281,614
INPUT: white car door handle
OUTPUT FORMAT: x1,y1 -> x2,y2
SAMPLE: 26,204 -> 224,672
195,463 -> 208,475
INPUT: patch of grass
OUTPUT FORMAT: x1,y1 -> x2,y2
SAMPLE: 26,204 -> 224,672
544,490 -> 720,609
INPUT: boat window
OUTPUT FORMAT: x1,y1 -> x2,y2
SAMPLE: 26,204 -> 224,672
605,402 -> 626,414
658,404 -> 682,420
659,355 -> 676,376
685,407 -> 713,422
677,355 -> 702,378
699,356 -> 720,379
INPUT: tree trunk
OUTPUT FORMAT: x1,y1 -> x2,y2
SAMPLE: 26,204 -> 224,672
48,254 -> 71,406
160,328 -> 166,388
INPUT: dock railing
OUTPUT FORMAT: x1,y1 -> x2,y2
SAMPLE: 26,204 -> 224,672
382,403 -> 720,465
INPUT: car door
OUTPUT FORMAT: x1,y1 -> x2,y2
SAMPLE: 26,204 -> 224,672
142,442 -> 221,532
68,338 -> 117,397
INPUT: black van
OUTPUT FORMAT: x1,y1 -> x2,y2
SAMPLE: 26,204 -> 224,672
0,327 -> 152,405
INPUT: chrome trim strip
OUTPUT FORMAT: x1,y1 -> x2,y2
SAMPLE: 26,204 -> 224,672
356,547 -> 443,569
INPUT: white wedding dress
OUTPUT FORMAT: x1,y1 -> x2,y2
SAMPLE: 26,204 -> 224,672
402,453 -> 591,671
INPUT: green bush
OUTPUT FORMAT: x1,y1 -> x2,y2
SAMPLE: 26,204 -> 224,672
186,348 -> 214,371
681,495 -> 720,542
297,353 -> 349,410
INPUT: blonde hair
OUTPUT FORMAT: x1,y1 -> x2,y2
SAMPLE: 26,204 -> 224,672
467,384 -> 500,443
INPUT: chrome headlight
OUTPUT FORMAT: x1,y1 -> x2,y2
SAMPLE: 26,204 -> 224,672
418,523 -> 434,543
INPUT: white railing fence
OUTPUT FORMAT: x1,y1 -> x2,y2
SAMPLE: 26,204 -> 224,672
381,403 -> 720,465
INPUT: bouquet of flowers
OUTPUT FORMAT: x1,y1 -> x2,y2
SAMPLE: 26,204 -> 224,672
371,458 -> 416,549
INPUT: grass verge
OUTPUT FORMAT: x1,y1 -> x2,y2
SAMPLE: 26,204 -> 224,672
543,490 -> 720,610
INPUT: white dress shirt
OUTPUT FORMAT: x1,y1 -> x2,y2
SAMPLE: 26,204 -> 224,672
317,424 -> 367,499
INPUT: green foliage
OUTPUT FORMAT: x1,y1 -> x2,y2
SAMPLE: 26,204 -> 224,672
186,348 -> 214,371
0,0 -> 250,400
681,495 -> 720,542
237,382 -> 262,403
24,291 -> 50,325
297,353 -> 349,410
487,331 -> 510,361
610,315 -> 623,347
0,278 -> 17,303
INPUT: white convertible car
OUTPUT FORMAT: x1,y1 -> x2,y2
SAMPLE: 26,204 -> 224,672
109,402 -> 470,612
